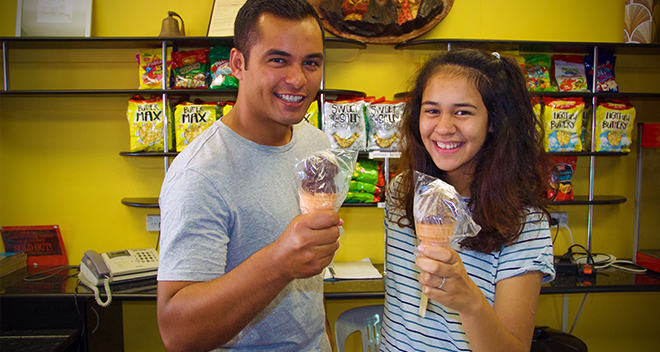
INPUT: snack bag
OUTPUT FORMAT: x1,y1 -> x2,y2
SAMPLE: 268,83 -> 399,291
173,102 -> 221,152
582,105 -> 592,151
222,102 -> 234,116
352,158 -> 380,185
585,54 -> 618,92
323,99 -> 368,150
548,156 -> 577,201
126,96 -> 173,152
345,192 -> 380,203
137,48 -> 172,89
367,100 -> 405,151
594,101 -> 636,152
524,54 -> 556,92
413,171 -> 481,318
552,55 -> 588,92
304,100 -> 320,129
171,48 -> 210,89
541,97 -> 584,152
349,180 -> 381,194
209,46 -> 238,89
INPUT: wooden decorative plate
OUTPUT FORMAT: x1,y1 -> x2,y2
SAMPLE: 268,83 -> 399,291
310,0 -> 454,44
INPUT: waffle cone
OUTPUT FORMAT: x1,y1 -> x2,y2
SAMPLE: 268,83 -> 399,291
298,191 -> 337,213
415,222 -> 455,247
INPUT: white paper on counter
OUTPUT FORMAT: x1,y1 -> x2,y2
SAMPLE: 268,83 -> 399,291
323,267 -> 334,280
330,258 -> 382,279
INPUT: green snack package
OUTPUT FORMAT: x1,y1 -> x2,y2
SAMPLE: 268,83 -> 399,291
524,54 -> 556,92
209,46 -> 238,89
352,159 -> 379,184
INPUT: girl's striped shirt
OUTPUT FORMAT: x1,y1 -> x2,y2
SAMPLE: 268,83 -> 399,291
381,179 -> 555,352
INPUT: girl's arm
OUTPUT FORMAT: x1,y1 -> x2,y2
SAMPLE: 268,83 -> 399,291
416,246 -> 543,352
460,272 -> 542,352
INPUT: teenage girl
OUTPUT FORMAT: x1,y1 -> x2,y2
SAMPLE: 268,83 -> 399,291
381,48 -> 556,352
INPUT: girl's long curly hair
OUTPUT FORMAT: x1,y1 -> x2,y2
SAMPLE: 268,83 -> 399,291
390,49 -> 550,254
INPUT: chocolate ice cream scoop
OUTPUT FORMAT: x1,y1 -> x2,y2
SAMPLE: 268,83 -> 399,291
299,152 -> 340,194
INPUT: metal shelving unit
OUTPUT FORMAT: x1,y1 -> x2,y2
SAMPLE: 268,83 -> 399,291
394,39 -> 660,251
1,36 -> 368,208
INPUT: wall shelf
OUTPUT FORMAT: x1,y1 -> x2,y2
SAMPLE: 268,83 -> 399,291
550,195 -> 627,206
120,197 -> 383,209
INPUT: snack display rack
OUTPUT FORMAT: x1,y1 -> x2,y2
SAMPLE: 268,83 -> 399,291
2,37 -> 659,242
0,36 -> 368,209
395,39 -> 660,252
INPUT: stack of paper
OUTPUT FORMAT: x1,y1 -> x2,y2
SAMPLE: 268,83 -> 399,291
325,258 -> 382,280
0,252 -> 27,278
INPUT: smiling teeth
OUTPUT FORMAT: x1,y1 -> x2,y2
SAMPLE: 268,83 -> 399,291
277,94 -> 304,103
435,141 -> 462,150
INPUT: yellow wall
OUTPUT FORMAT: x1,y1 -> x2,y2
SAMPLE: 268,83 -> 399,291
2,0 -> 659,351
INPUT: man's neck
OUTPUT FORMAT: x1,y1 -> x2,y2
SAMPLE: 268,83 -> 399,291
221,104 -> 293,146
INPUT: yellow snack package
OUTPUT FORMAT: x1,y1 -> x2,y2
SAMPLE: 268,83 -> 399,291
138,48 -> 172,89
127,96 -> 172,152
541,97 -> 584,152
174,102 -> 221,152
594,101 -> 636,152
304,101 -> 320,129
222,102 -> 234,116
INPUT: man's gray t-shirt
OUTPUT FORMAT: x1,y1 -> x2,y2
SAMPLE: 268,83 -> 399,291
158,119 -> 331,351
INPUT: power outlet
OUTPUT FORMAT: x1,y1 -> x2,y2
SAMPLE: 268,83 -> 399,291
146,215 -> 161,232
550,212 -> 569,228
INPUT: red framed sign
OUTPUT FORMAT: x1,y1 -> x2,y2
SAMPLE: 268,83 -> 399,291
1,225 -> 68,267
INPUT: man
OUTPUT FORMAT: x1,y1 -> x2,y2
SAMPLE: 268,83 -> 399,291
157,1 -> 339,351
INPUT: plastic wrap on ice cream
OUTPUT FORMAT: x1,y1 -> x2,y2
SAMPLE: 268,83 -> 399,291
295,149 -> 358,213
413,171 -> 481,248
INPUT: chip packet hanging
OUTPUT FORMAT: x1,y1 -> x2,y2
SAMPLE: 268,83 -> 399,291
552,55 -> 588,92
541,97 -> 584,152
126,95 -> 173,152
524,54 -> 556,92
137,48 -> 172,89
323,99 -> 367,150
594,101 -> 636,152
367,99 -> 405,151
171,49 -> 210,89
304,100 -> 320,129
209,46 -> 238,89
548,156 -> 577,201
222,101 -> 234,116
585,54 -> 618,92
173,101 -> 221,152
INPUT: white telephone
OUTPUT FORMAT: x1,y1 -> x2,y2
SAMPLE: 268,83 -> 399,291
79,248 -> 159,307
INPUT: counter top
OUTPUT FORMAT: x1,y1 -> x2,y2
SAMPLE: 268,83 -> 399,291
2,264 -> 660,301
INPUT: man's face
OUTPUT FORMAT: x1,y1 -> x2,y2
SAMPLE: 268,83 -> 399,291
233,14 -> 324,129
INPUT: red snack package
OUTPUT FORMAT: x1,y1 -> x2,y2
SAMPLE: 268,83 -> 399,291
171,49 -> 210,89
548,156 -> 577,201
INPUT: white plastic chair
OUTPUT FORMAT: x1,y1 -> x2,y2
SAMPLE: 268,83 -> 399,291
334,305 -> 384,352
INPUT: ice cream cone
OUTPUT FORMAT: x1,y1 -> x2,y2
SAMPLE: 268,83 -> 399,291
415,222 -> 455,318
415,222 -> 455,247
298,191 -> 338,213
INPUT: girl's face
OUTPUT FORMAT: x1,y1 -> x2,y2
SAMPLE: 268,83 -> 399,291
419,72 -> 489,191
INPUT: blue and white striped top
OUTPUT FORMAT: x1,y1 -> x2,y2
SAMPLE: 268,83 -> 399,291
380,180 -> 555,352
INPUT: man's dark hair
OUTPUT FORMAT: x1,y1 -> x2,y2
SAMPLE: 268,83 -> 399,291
234,0 -> 324,69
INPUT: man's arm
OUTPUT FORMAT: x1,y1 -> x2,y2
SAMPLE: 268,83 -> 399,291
157,210 -> 342,352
